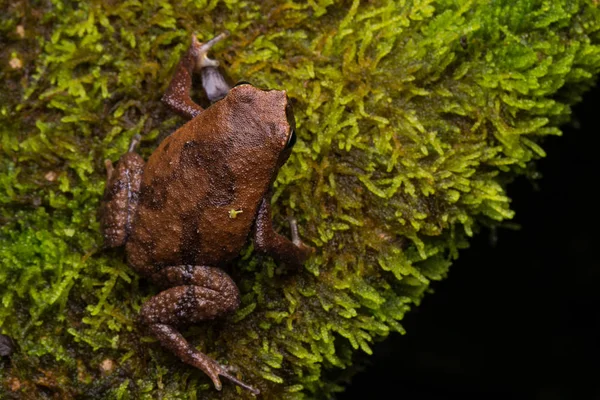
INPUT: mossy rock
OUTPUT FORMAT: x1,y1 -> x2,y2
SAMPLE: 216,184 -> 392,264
1,0 -> 599,399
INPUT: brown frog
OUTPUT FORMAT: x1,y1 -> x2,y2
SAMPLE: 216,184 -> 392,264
101,32 -> 313,395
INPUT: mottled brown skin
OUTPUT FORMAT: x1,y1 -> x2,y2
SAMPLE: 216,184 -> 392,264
101,34 -> 312,395
101,138 -> 145,248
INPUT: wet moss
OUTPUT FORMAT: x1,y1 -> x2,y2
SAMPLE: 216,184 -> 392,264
1,0 -> 599,398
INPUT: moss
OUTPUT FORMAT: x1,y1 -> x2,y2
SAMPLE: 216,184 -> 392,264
1,0 -> 599,398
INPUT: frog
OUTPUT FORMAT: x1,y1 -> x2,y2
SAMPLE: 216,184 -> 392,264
101,32 -> 313,395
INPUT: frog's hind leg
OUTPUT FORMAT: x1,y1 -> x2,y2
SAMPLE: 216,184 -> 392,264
140,265 -> 259,395
101,135 -> 145,248
162,32 -> 230,118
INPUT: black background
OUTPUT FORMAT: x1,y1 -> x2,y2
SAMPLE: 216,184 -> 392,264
340,82 -> 600,399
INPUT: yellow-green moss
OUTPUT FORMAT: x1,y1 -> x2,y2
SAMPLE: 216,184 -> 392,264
1,0 -> 600,399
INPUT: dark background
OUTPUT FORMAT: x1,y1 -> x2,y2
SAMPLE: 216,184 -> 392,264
340,82 -> 600,400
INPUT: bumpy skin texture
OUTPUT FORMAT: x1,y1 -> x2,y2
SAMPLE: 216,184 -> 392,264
101,152 -> 144,248
101,36 -> 312,395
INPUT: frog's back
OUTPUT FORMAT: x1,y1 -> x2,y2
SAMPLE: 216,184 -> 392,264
126,89 -> 288,273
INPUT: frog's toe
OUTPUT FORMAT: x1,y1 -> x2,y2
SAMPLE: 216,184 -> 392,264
206,368 -> 223,391
128,134 -> 141,152
191,31 -> 229,70
217,364 -> 260,395
104,159 -> 114,179
200,356 -> 258,395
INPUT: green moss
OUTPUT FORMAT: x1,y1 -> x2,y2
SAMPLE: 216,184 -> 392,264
1,0 -> 599,398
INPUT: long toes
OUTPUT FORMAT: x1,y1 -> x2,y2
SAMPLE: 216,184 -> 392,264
216,365 -> 260,395
206,368 -> 223,391
193,32 -> 230,70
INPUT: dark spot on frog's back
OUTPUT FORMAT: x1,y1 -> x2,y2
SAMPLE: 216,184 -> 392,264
180,212 -> 202,265
180,140 -> 235,207
139,178 -> 169,210
180,140 -> 202,168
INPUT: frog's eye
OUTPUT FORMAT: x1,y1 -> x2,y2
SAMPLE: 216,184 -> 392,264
286,128 -> 297,149
285,101 -> 297,149
234,81 -> 252,87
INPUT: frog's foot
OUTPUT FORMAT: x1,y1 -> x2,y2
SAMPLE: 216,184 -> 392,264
162,32 -> 231,117
204,356 -> 259,395
288,216 -> 315,262
253,197 -> 314,267
191,31 -> 229,70
149,323 -> 260,395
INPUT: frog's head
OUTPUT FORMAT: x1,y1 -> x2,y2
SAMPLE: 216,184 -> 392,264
222,82 -> 297,167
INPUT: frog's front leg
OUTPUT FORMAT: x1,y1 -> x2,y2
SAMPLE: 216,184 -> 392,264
140,265 -> 259,395
162,32 -> 231,119
253,197 -> 314,267
101,135 -> 145,248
